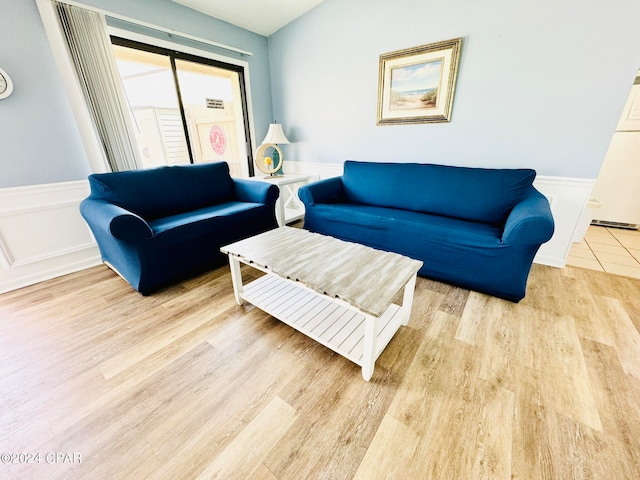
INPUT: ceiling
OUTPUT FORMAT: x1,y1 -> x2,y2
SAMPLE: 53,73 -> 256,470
171,0 -> 326,37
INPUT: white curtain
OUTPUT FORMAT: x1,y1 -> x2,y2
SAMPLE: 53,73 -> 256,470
52,1 -> 141,172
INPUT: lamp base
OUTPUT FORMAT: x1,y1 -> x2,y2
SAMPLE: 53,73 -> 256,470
255,143 -> 284,175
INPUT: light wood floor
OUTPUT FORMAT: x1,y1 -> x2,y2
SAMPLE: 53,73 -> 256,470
1,259 -> 640,479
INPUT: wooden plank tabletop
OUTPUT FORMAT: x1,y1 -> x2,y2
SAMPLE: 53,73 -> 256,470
221,227 -> 423,317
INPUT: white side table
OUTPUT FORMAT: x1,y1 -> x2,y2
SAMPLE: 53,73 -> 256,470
246,174 -> 311,226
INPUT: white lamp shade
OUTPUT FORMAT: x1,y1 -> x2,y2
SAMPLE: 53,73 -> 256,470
261,123 -> 290,144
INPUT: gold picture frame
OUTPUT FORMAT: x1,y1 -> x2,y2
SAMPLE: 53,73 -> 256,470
377,38 -> 463,125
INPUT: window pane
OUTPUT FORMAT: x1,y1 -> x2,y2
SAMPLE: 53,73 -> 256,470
112,45 -> 190,168
175,60 -> 249,177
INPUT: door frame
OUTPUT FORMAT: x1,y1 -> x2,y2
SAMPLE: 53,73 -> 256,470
109,27 -> 257,177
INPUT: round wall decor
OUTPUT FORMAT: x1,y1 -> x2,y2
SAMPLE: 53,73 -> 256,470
255,143 -> 283,175
0,67 -> 14,100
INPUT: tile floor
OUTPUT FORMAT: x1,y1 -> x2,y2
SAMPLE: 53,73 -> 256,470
567,225 -> 640,279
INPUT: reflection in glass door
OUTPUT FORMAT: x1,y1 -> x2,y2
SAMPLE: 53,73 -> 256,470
112,45 -> 189,168
111,39 -> 252,176
175,60 -> 248,177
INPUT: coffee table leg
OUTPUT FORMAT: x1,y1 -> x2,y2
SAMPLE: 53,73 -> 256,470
228,256 -> 244,305
399,273 -> 418,326
361,314 -> 378,381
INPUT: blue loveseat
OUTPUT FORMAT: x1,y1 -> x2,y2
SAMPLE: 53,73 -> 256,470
298,161 -> 554,302
80,162 -> 279,294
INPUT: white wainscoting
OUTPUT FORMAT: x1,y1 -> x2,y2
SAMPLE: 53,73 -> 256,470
0,180 -> 101,294
533,176 -> 595,268
284,161 -> 343,181
0,166 -> 593,294
285,161 -> 594,268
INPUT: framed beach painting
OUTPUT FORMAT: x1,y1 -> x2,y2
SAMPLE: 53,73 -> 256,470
377,38 -> 463,125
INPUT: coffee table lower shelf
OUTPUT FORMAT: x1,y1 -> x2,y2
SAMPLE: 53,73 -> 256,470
242,273 -> 407,379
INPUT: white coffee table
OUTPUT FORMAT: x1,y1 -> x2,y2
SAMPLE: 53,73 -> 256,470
220,227 -> 423,381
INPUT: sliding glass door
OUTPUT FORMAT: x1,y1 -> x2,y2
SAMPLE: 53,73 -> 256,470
112,45 -> 189,167
111,38 -> 253,176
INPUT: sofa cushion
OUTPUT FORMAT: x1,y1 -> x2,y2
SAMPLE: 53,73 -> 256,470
147,201 -> 265,235
88,162 -> 236,219
341,161 -> 536,225
305,203 -> 503,249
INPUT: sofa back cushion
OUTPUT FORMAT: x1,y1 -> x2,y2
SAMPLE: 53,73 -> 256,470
87,162 -> 235,219
342,161 -> 536,225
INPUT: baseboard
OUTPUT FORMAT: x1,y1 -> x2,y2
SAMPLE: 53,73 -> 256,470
532,254 -> 566,269
1,249 -> 102,294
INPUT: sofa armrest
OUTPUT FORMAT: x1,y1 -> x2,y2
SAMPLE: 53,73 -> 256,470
502,190 -> 555,245
298,177 -> 345,207
233,179 -> 279,206
80,199 -> 153,242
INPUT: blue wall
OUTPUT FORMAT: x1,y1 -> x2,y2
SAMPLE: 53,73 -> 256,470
268,0 -> 640,178
0,0 -> 90,187
4,0 -> 639,187
0,0 -> 273,188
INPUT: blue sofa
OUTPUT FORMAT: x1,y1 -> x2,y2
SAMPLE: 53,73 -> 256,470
298,161 -> 554,302
80,162 -> 279,294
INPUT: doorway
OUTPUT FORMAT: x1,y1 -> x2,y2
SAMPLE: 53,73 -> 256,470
589,72 -> 640,228
111,37 -> 254,177
566,71 -> 640,278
